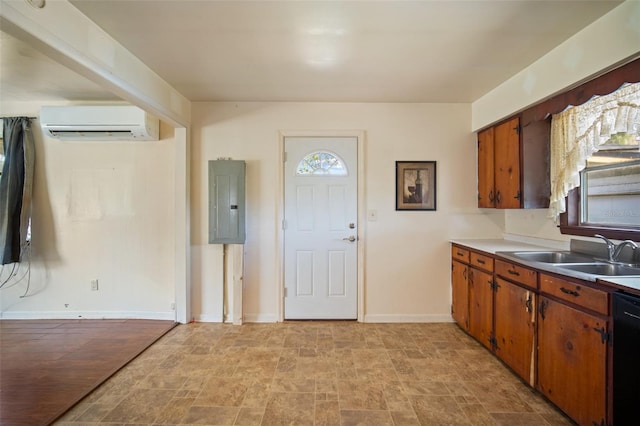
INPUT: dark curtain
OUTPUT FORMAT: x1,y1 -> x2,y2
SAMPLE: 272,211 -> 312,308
0,117 -> 35,264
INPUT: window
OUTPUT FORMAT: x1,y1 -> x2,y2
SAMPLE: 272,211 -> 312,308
561,133 -> 640,240
581,134 -> 640,227
296,151 -> 347,176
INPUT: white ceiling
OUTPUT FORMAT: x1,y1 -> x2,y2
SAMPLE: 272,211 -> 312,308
1,0 -> 623,104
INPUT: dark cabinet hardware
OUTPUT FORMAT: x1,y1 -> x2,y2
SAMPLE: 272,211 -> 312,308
592,327 -> 610,344
539,299 -> 548,320
507,269 -> 520,277
560,287 -> 580,297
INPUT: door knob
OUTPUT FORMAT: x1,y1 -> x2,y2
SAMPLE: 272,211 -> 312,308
343,236 -> 356,242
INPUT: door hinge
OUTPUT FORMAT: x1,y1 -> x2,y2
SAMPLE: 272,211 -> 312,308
539,299 -> 548,320
525,294 -> 532,313
283,151 -> 288,162
592,327 -> 611,344
282,219 -> 287,230
284,287 -> 288,298
489,336 -> 500,351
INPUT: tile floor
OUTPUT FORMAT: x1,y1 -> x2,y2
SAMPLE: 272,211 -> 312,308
56,322 -> 575,425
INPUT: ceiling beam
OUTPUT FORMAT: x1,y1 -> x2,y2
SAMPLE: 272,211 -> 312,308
0,0 -> 191,127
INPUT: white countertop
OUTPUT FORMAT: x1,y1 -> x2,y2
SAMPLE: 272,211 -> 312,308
451,238 -> 640,295
597,277 -> 640,294
450,238 -> 564,255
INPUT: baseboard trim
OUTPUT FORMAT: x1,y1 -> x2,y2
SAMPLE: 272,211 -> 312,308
243,313 -> 278,323
0,310 -> 175,320
363,314 -> 454,323
192,314 -> 223,323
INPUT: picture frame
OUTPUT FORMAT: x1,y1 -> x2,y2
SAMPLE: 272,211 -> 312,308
395,161 -> 437,211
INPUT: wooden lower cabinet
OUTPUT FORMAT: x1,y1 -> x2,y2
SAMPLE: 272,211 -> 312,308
452,244 -> 612,426
493,277 -> 536,386
468,267 -> 494,351
537,295 -> 608,426
451,259 -> 469,330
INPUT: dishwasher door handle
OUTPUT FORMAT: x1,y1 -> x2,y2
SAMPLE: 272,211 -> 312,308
624,311 -> 640,320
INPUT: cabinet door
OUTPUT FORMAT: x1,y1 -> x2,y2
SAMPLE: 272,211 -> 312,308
494,117 -> 521,209
493,278 -> 535,386
451,260 -> 469,330
477,127 -> 495,208
537,296 -> 607,426
468,268 -> 494,350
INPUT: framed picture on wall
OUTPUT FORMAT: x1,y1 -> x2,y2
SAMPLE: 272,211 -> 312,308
395,161 -> 437,211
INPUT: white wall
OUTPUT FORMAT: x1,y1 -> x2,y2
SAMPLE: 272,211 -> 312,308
475,0 -> 639,243
0,102 -> 177,319
190,102 -> 505,323
473,0 -> 640,130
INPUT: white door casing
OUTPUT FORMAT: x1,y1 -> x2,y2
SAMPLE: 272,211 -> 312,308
284,137 -> 358,319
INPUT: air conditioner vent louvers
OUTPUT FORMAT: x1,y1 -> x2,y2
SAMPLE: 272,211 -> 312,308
40,105 -> 159,141
49,130 -> 135,137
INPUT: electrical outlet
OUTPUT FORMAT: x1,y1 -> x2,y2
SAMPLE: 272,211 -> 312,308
91,279 -> 99,291
170,302 -> 176,311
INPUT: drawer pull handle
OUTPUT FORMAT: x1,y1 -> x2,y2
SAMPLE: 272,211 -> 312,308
560,287 -> 580,297
457,252 -> 465,257
477,259 -> 486,265
507,269 -> 520,277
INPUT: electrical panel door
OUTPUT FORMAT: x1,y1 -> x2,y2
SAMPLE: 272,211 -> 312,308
209,160 -> 246,244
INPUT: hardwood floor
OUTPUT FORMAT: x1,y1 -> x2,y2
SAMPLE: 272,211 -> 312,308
0,319 -> 176,426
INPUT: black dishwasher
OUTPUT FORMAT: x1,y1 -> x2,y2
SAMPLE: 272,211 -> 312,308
613,291 -> 640,425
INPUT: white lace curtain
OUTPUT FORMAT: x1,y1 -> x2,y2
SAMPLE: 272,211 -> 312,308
548,82 -> 640,222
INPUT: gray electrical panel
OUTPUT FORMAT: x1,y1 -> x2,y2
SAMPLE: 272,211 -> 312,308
209,160 -> 246,244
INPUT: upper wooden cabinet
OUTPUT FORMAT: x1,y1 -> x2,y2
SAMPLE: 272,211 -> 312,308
493,117 -> 521,209
477,116 -> 550,209
477,126 -> 495,208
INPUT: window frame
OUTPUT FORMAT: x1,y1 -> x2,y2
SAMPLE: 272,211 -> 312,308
560,188 -> 640,240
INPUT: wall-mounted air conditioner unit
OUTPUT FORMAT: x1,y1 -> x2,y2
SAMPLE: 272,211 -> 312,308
40,105 -> 159,141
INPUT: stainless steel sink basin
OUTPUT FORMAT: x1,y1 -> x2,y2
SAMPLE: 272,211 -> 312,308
507,251 -> 596,264
556,263 -> 640,276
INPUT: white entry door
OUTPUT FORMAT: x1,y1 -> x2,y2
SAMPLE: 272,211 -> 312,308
284,137 -> 358,319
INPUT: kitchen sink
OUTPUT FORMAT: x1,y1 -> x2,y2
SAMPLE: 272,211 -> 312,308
556,263 -> 640,276
507,251 -> 597,264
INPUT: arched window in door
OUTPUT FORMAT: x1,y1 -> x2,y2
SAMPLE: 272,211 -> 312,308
296,151 -> 348,176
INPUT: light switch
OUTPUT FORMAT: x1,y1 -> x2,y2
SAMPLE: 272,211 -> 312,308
367,209 -> 378,222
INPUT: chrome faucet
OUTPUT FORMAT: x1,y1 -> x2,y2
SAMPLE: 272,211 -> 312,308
595,234 -> 639,263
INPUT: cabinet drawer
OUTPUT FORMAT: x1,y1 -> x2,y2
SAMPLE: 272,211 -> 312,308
452,246 -> 470,263
495,260 -> 537,290
539,274 -> 608,316
470,252 -> 494,272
